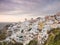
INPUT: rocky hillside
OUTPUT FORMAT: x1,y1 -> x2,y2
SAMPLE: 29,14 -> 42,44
0,13 -> 60,45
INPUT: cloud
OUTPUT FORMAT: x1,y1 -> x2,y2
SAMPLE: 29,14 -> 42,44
0,0 -> 60,16
0,0 -> 47,12
41,1 -> 60,15
0,0 -> 60,22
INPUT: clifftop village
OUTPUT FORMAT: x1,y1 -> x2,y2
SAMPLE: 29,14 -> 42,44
0,13 -> 60,45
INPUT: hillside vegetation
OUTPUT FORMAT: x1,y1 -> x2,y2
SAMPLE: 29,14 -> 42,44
44,28 -> 60,45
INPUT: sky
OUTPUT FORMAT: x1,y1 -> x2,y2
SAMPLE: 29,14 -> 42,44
0,0 -> 60,22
